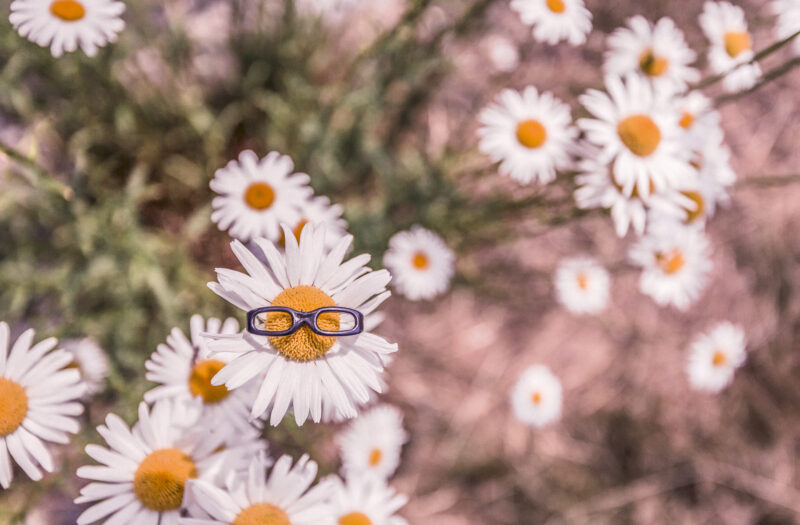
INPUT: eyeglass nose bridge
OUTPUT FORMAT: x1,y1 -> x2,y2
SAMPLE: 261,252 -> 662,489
246,306 -> 364,337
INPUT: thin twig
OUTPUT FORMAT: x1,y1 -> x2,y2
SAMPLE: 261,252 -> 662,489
736,173 -> 800,188
714,56 -> 800,107
0,141 -> 72,200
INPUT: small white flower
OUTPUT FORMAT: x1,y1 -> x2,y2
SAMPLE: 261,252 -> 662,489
511,365 -> 562,429
327,474 -> 409,525
10,0 -> 125,58
483,34 -> 520,72
61,337 -> 108,396
687,322 -> 746,392
605,16 -> 699,93
383,226 -> 454,301
337,405 -> 408,481
478,86 -> 576,185
772,0 -> 800,55
510,0 -> 592,46
554,257 -> 610,314
699,1 -> 762,93
674,91 -> 722,149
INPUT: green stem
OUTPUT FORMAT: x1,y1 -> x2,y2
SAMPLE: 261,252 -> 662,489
0,142 -> 73,200
713,56 -> 800,107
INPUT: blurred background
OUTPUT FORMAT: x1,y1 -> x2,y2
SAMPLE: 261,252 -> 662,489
1,0 -> 800,523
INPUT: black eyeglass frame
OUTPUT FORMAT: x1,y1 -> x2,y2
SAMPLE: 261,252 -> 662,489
246,306 -> 364,337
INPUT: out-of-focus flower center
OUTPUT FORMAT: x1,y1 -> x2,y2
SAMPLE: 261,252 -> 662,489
531,391 -> 542,405
617,114 -> 661,157
133,448 -> 197,512
188,359 -> 230,404
50,0 -> 85,21
233,503 -> 291,525
712,350 -> 727,367
679,112 -> 695,129
268,285 -> 340,360
0,378 -> 28,436
244,182 -> 275,211
655,249 -> 685,275
546,0 -> 566,14
339,512 -> 373,525
681,191 -> 705,223
412,252 -> 429,270
368,448 -> 383,467
724,31 -> 752,58
576,273 -> 589,290
638,49 -> 669,77
516,119 -> 548,149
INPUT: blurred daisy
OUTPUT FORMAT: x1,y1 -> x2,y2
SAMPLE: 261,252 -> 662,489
210,150 -> 313,242
604,16 -> 699,93
383,226 -> 454,301
629,221 -> 713,310
699,1 -> 762,93
510,0 -> 592,46
62,337 -> 108,396
328,475 -> 408,525
675,132 -> 735,226
76,401 -> 231,525
207,224 -> 397,426
0,323 -> 85,488
483,34 -> 520,72
510,365 -> 562,429
144,315 -> 258,438
687,322 -> 746,392
674,92 -> 721,148
773,0 -> 800,55
554,257 -> 610,314
578,74 -> 695,198
10,0 -> 125,58
338,405 -> 408,481
478,87 -> 577,184
281,195 -> 348,250
180,453 -> 334,525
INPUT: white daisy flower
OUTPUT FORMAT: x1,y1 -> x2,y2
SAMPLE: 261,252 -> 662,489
772,0 -> 800,55
76,400 -> 234,524
699,1 -> 762,93
338,405 -> 408,481
478,86 -> 577,185
10,0 -> 125,58
144,315 -> 260,440
674,91 -> 721,149
675,132 -> 735,226
510,365 -> 562,429
687,322 -> 746,392
327,474 -> 409,525
604,16 -> 699,93
61,337 -> 109,396
0,323 -> 85,488
206,224 -> 397,426
629,220 -> 713,310
179,453 -> 334,525
554,257 -> 610,315
510,0 -> 592,46
210,150 -> 314,243
281,195 -> 349,251
382,226 -> 454,301
578,74 -> 696,199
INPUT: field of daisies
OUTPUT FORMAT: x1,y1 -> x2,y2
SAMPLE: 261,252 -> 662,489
2,0 -> 800,523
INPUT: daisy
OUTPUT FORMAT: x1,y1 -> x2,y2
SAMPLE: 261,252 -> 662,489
0,323 -> 85,488
62,337 -> 109,396
510,365 -> 562,429
206,224 -> 397,426
687,322 -> 746,392
699,1 -> 762,93
337,405 -> 408,481
676,132 -> 735,226
478,86 -> 577,185
210,150 -> 313,242
179,453 -> 334,525
578,74 -> 696,199
629,220 -> 713,310
327,474 -> 409,525
281,195 -> 349,251
772,0 -> 800,55
144,315 -> 259,438
75,400 -> 233,524
9,0 -> 125,58
554,257 -> 610,314
674,91 -> 722,149
604,16 -> 699,93
382,226 -> 454,301
510,0 -> 592,46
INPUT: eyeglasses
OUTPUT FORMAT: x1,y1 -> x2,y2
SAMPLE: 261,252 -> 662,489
246,306 -> 365,337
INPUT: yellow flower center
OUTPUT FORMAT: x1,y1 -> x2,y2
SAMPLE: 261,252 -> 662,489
712,350 -> 727,367
515,119 -> 548,149
638,49 -> 669,77
724,31 -> 752,58
244,182 -> 276,211
576,273 -> 589,290
133,449 -> 197,512
267,285 -> 340,361
279,219 -> 309,247
681,191 -> 705,224
0,378 -> 28,437
546,0 -> 566,13
368,448 -> 383,467
531,391 -> 542,405
188,359 -> 230,404
339,512 -> 373,525
617,114 -> 661,157
412,252 -> 429,269
233,503 -> 291,525
50,0 -> 86,21
655,249 -> 685,275
679,112 -> 695,130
